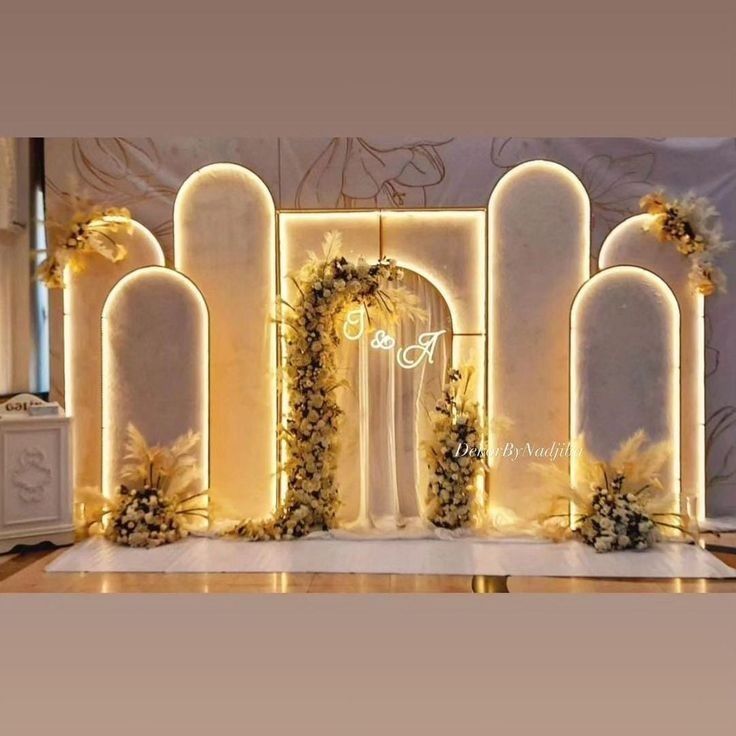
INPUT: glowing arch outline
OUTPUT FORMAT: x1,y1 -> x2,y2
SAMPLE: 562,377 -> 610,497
569,264 -> 681,520
599,213 -> 705,520
100,265 -> 210,500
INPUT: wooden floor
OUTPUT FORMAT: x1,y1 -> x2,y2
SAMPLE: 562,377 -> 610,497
2,540 -> 736,593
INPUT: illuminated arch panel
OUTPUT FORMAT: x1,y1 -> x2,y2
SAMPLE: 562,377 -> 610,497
279,210 -> 381,282
280,209 -> 487,510
599,214 -> 704,518
64,221 -> 164,490
381,209 -> 486,410
380,210 -> 485,335
101,267 -> 209,498
175,164 -> 276,518
571,266 -> 680,512
488,160 -> 590,517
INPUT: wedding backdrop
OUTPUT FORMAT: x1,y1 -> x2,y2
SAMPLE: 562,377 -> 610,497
41,137 -> 736,515
3,136 -> 736,577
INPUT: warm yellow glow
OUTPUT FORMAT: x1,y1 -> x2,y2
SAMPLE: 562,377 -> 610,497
280,209 -> 485,338
599,214 -> 704,520
343,313 -> 446,369
62,221 -> 164,490
381,209 -> 485,336
63,221 -> 164,429
174,163 -> 275,243
278,211 -> 384,506
570,265 -> 681,522
280,208 -> 487,505
370,330 -> 396,351
488,162 -> 590,431
487,160 -> 590,517
396,329 -> 446,369
100,266 -> 209,499
343,308 -> 367,341
695,291 -> 705,519
174,163 -> 277,516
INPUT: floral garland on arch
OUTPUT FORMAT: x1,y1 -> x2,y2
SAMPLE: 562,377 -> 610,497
423,367 -> 485,529
640,190 -> 732,296
36,200 -> 131,288
534,431 -> 694,553
234,231 -> 421,540
76,424 -> 208,549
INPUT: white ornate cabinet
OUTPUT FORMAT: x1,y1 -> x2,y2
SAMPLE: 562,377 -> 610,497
0,394 -> 74,553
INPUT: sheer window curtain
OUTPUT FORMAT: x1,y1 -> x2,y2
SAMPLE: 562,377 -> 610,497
0,137 -> 31,396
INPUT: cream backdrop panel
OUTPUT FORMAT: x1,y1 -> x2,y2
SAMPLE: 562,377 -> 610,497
279,211 -> 381,275
599,215 -> 704,517
571,266 -> 680,513
64,222 -> 164,490
488,161 -> 590,517
381,209 -> 486,411
174,164 -> 276,518
45,138 -> 736,515
101,267 -> 208,497
380,211 -> 486,332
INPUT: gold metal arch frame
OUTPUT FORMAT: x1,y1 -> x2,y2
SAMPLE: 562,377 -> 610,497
277,208 -> 488,507
569,264 -> 682,523
100,265 -> 210,500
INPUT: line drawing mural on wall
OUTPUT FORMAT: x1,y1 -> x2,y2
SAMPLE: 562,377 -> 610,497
294,137 -> 451,208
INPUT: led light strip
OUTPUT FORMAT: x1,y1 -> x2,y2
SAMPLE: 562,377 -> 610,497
100,266 -> 209,499
279,208 -> 487,509
599,214 -> 704,520
62,221 -> 164,490
487,160 -> 590,513
570,265 -> 681,522
174,163 -> 278,514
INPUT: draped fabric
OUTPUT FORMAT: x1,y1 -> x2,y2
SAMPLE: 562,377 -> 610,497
39,137 -> 736,514
0,137 -> 19,232
0,137 -> 29,396
47,535 -> 736,577
0,237 -> 16,393
335,271 -> 451,531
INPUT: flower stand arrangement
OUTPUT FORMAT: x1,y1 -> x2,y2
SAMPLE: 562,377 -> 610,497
423,367 -> 485,530
77,425 -> 207,549
234,230 -> 422,540
537,430 -> 694,552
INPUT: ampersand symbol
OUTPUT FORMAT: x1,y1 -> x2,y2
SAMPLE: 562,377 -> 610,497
370,330 -> 396,350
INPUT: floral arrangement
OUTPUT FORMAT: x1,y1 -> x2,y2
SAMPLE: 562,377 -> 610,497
536,431 -> 691,552
235,230 -> 420,540
640,190 -> 731,296
576,476 -> 659,552
37,201 -> 132,288
76,424 -> 207,548
423,367 -> 485,529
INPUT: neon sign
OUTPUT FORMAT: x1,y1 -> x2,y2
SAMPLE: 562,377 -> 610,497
370,330 -> 396,350
396,330 -> 446,370
343,308 -> 366,341
342,309 -> 445,370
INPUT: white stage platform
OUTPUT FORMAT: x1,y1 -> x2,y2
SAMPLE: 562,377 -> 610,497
46,536 -> 736,578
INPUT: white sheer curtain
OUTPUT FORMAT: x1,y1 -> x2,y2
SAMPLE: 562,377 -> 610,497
0,137 -> 30,396
335,272 -> 451,532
